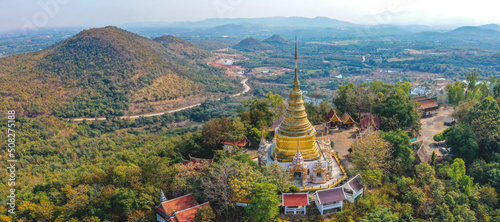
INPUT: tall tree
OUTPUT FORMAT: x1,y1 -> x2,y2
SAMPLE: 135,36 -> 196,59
244,182 -> 280,222
448,158 -> 474,195
465,96 -> 500,156
466,70 -> 479,94
445,124 -> 479,162
351,131 -> 391,186
445,81 -> 466,107
377,88 -> 420,134
382,129 -> 414,173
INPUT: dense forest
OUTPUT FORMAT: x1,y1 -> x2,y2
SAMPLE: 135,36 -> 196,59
4,21 -> 500,221
0,27 -> 241,118
3,73 -> 500,221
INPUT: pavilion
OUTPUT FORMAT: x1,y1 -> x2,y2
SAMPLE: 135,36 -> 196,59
314,187 -> 347,215
282,192 -> 309,215
324,109 -> 341,128
342,174 -> 364,203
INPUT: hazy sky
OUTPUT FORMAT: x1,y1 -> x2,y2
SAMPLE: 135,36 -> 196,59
1,0 -> 500,32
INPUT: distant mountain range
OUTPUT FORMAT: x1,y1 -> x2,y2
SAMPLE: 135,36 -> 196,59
124,16 -> 354,29
0,26 -> 239,118
416,25 -> 500,43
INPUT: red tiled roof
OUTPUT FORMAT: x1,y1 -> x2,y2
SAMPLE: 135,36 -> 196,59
360,118 -> 380,131
412,96 -> 426,101
416,98 -> 438,109
316,187 -> 346,205
168,216 -> 179,222
159,194 -> 199,216
223,138 -> 248,147
324,109 -> 341,122
175,202 -> 212,222
282,193 -> 309,206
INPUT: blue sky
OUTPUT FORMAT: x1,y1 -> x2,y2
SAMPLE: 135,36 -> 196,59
1,0 -> 500,32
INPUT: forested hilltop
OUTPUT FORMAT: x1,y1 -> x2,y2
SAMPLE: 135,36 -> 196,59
0,26 -> 241,118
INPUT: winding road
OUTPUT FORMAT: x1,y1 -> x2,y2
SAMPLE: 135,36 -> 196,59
72,78 -> 250,121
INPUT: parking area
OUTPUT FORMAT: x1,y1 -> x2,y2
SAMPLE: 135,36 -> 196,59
419,107 -> 454,156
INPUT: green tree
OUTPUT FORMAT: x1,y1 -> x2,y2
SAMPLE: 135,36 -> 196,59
382,129 -> 414,173
445,124 -> 479,163
448,158 -> 474,195
415,162 -> 435,187
466,70 -> 479,95
445,81 -> 466,106
362,206 -> 400,222
194,206 -> 215,222
200,118 -> 247,157
377,88 -> 420,133
465,96 -> 500,157
245,182 -> 280,222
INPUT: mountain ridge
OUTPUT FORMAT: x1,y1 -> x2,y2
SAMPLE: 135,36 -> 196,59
0,26 -> 240,118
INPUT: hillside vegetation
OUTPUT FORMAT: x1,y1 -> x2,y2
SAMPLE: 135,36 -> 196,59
0,26 -> 241,118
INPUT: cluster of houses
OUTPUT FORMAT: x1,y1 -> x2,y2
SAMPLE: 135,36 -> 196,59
156,175 -> 364,221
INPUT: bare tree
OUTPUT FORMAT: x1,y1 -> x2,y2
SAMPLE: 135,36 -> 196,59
351,130 -> 391,186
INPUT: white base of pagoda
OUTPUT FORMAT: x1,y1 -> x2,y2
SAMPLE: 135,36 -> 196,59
264,141 -> 344,190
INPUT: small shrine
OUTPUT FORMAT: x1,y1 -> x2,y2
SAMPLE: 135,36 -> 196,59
341,113 -> 356,128
324,109 -> 341,129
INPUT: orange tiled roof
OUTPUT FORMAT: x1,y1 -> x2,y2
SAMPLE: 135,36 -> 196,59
416,98 -> 438,109
223,138 -> 248,147
158,194 -> 199,217
168,216 -> 179,222
282,193 -> 309,206
174,202 -> 212,222
412,96 -> 426,101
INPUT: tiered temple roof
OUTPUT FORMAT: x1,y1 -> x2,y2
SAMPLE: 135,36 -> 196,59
325,109 -> 341,123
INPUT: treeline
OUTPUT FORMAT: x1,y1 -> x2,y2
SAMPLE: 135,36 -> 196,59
332,80 -> 421,135
329,77 -> 500,221
74,97 -> 241,137
0,112 -> 296,221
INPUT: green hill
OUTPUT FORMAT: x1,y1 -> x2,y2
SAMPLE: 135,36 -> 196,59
154,35 -> 210,60
0,26 -> 240,118
232,37 -> 271,51
262,34 -> 293,46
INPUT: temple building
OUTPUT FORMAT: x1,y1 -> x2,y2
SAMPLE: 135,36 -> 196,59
258,40 -> 344,189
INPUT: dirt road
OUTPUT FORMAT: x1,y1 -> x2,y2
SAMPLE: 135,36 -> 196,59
72,78 -> 250,121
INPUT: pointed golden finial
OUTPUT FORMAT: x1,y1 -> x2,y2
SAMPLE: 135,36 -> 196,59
294,35 -> 299,83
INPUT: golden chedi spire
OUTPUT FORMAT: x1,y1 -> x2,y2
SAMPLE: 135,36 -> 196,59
273,37 -> 321,161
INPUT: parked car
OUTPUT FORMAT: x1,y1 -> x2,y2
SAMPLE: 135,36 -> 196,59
439,147 -> 448,154
440,147 -> 451,155
444,121 -> 456,126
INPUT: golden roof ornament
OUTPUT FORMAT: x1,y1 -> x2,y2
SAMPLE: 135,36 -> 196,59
272,37 -> 321,161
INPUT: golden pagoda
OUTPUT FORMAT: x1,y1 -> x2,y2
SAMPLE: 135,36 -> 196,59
272,38 -> 321,161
